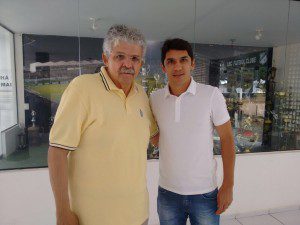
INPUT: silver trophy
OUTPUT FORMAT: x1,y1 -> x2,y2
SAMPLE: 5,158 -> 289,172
31,110 -> 37,127
154,73 -> 160,88
28,110 -> 40,145
141,64 -> 150,77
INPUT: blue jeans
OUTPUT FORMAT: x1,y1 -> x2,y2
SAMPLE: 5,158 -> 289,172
157,186 -> 220,225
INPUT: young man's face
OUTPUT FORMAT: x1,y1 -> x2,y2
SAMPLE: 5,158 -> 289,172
162,49 -> 195,90
102,41 -> 143,90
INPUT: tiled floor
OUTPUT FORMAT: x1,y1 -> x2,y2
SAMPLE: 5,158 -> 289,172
220,209 -> 300,225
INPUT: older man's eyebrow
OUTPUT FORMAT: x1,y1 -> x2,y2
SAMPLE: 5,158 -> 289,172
115,51 -> 125,55
131,54 -> 141,58
115,52 -> 141,57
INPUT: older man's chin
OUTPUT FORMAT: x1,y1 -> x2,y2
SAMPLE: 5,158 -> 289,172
119,73 -> 136,81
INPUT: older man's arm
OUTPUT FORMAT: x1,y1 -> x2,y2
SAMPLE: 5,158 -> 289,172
48,146 -> 79,225
215,121 -> 235,215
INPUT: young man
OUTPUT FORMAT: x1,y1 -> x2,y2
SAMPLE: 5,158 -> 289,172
48,24 -> 158,225
150,38 -> 235,225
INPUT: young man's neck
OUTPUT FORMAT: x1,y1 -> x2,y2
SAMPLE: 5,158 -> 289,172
169,77 -> 191,97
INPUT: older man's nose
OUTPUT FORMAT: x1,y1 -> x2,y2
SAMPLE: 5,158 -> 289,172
123,57 -> 133,68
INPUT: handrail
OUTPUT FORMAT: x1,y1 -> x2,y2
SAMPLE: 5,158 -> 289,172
0,123 -> 19,134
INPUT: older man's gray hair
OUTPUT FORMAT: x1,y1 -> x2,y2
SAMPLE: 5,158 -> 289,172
103,24 -> 147,58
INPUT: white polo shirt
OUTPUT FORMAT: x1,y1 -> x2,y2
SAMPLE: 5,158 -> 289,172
150,78 -> 230,195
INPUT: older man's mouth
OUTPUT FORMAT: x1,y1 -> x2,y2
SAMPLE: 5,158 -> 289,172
120,68 -> 135,75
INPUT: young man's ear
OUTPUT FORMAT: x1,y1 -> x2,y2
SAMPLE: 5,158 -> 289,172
191,58 -> 195,70
102,53 -> 108,66
161,63 -> 166,73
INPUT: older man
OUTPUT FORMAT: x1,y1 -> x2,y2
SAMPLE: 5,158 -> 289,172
48,24 -> 158,225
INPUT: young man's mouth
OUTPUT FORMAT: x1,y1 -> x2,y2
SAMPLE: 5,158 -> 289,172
172,73 -> 184,77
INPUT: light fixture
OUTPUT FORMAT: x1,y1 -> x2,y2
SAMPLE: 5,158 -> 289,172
89,17 -> 101,31
255,28 -> 263,40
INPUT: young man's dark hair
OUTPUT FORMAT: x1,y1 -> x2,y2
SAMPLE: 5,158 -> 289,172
161,38 -> 194,65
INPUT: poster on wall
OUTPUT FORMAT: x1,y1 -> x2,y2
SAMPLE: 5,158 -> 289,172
0,26 -> 14,92
0,26 -> 17,132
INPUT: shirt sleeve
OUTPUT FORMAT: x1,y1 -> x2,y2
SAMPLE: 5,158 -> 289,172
49,81 -> 89,150
211,87 -> 230,126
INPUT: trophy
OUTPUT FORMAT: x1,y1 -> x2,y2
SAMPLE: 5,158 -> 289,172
141,65 -> 151,93
28,110 -> 40,146
154,73 -> 160,89
31,110 -> 36,127
141,64 -> 150,77
236,116 -> 259,152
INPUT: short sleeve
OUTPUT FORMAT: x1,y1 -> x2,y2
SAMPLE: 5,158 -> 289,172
49,82 -> 89,150
211,87 -> 230,126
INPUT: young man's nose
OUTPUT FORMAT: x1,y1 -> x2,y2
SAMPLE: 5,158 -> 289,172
174,61 -> 182,71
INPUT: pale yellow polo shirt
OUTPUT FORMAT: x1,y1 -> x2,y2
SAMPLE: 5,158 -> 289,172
49,66 -> 158,225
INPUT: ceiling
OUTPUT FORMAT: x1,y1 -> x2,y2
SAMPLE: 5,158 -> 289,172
0,0 -> 299,47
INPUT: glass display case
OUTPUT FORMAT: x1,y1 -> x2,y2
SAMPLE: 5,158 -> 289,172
211,50 -> 271,154
1,0 -> 299,170
20,36 -> 300,160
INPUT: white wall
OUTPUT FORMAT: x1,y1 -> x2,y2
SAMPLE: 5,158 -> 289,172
0,168 -> 56,225
1,151 -> 300,225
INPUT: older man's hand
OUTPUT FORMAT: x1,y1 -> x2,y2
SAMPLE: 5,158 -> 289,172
57,210 -> 79,225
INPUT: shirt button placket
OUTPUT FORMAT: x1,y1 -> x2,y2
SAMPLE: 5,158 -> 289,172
175,97 -> 181,122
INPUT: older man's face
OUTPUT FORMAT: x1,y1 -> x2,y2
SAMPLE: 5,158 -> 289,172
102,41 -> 143,91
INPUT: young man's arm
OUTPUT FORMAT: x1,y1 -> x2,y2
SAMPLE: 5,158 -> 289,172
215,120 -> 235,215
48,146 -> 79,225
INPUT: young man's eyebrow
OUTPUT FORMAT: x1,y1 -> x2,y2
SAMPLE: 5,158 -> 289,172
166,56 -> 188,60
166,58 -> 175,61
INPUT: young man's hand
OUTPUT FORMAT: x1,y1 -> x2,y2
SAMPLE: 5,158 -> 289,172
216,184 -> 233,215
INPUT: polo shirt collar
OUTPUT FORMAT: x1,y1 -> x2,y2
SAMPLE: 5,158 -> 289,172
100,66 -> 138,94
164,77 -> 197,98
